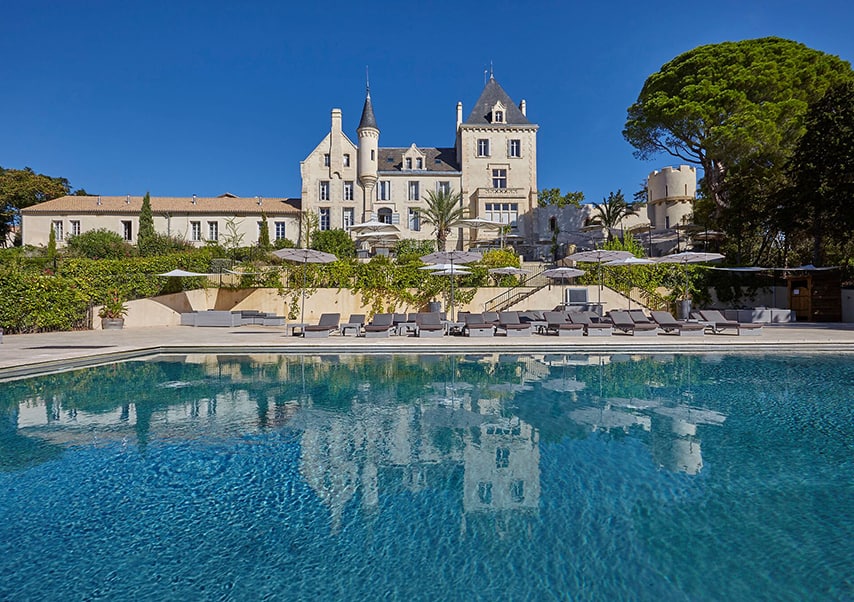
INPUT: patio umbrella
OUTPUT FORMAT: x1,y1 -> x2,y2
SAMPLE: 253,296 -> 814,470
457,217 -> 504,247
349,220 -> 399,235
655,251 -> 725,317
541,267 -> 585,305
272,248 -> 337,330
603,256 -> 657,309
565,250 -> 633,304
419,263 -> 466,271
157,269 -> 211,277
488,266 -> 528,285
421,250 -> 481,320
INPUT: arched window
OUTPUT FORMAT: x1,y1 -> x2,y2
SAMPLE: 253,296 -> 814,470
377,207 -> 393,224
549,216 -> 557,232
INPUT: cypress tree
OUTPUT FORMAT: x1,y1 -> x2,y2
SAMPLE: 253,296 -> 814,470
138,191 -> 155,255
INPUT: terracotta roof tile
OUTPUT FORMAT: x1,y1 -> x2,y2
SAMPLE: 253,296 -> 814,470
21,195 -> 302,216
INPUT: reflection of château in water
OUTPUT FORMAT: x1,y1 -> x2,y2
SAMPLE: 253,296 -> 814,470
295,386 -> 541,533
568,397 -> 725,475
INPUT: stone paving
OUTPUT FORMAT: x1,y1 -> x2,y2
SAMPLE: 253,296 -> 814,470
1,322 -> 852,381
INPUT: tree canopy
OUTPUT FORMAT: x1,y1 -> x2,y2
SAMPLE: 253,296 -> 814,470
538,188 -> 584,208
623,37 -> 853,214
0,166 -> 75,244
586,190 -> 637,242
777,82 -> 854,265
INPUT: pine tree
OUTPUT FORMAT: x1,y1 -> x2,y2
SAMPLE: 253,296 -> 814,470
138,191 -> 155,255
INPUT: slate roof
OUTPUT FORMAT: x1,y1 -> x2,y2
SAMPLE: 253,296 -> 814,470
22,195 -> 302,215
464,76 -> 532,126
377,148 -> 460,173
358,90 -> 378,130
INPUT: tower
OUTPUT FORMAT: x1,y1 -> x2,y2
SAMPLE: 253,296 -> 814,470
646,165 -> 696,231
357,86 -> 379,221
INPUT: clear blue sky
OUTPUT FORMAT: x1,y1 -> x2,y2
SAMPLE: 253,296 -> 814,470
2,0 -> 852,204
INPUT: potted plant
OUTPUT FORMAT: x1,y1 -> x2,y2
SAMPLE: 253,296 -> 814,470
98,291 -> 128,329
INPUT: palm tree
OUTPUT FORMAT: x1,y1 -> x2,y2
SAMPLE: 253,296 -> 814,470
587,189 -> 637,242
420,188 -> 466,251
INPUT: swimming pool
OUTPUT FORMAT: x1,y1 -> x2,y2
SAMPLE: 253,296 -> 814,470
1,353 -> 851,601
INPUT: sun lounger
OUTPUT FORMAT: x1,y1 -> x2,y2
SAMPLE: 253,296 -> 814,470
519,311 -> 548,334
567,311 -> 612,336
340,314 -> 365,337
463,313 -> 495,337
303,313 -> 340,338
415,312 -> 445,337
650,311 -> 705,336
364,313 -> 395,338
194,310 -> 242,327
496,311 -> 532,337
609,310 -> 659,336
543,311 -> 584,336
699,310 -> 763,336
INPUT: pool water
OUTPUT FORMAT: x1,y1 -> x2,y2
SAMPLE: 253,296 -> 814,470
1,353 -> 852,601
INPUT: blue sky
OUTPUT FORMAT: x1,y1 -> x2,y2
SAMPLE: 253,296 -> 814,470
2,0 -> 852,204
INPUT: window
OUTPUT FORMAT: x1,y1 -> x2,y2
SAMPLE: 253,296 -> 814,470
477,139 -> 490,157
121,220 -> 132,241
495,447 -> 510,468
494,110 -> 504,123
485,202 -> 518,225
377,207 -> 393,224
665,216 -> 671,229
408,181 -> 420,201
371,149 -> 375,160
508,139 -> 521,157
52,221 -> 63,241
408,208 -> 420,231
191,221 -> 201,242
492,168 -> 507,189
70,220 -> 81,237
319,208 -> 330,231
477,482 -> 493,505
344,181 -> 354,201
549,216 -> 557,232
405,158 -> 412,170
437,181 -> 450,195
510,480 -> 525,503
323,153 -> 330,167
343,153 -> 350,167
319,181 -> 330,201
378,180 -> 391,201
342,208 -> 354,231
208,221 -> 219,241
274,221 -> 287,240
416,158 -> 423,169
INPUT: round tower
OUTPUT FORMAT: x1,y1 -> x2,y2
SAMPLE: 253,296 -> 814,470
646,165 -> 696,231
357,86 -> 379,219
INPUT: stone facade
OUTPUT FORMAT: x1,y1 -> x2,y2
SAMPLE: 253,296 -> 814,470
646,165 -> 696,231
299,77 -> 538,249
21,194 -> 301,248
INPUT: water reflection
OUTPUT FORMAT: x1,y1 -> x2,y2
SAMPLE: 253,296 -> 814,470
1,353 -> 729,525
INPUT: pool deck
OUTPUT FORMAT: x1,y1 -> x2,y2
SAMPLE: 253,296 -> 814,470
2,322 -> 853,381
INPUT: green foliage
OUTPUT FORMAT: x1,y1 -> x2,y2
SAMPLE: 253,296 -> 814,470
137,192 -> 156,255
141,233 -> 194,256
587,190 -> 638,241
538,188 -> 584,208
221,218 -> 245,257
311,228 -> 355,258
479,248 -> 520,269
273,237 -> 296,250
420,188 -> 466,251
0,166 -> 72,242
301,210 -> 319,248
0,270 -> 90,333
624,37 -> 853,216
393,238 -> 435,263
97,290 -> 128,319
46,226 -> 57,262
65,228 -> 135,259
258,213 -> 272,252
778,82 -> 854,266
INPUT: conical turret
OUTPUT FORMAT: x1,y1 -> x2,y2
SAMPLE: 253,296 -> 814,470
357,86 -> 379,194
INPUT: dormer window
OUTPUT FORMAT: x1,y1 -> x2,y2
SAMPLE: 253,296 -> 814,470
491,101 -> 506,124
405,158 -> 412,170
416,158 -> 423,169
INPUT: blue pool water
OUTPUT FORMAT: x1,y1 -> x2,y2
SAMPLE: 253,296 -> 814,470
0,353 -> 852,601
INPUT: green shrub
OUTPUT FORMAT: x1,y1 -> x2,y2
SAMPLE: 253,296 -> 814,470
65,229 -> 135,259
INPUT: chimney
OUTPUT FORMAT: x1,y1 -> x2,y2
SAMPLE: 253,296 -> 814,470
456,102 -> 463,129
126,194 -> 130,204
520,100 -> 527,117
257,196 -> 262,206
97,195 -> 102,206
192,194 -> 197,205
331,108 -> 342,133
